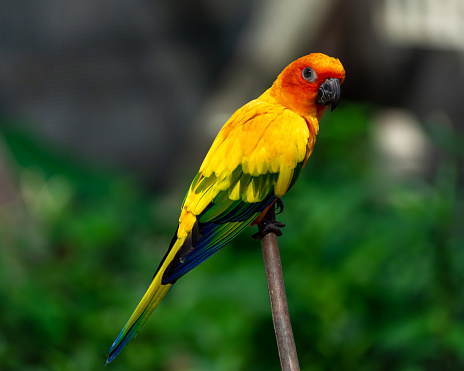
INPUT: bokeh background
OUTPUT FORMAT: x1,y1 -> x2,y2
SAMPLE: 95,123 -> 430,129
1,0 -> 464,370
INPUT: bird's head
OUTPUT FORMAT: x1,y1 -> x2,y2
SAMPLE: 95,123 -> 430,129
271,53 -> 345,120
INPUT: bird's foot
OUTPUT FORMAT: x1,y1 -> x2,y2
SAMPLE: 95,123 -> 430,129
252,200 -> 285,239
252,218 -> 285,239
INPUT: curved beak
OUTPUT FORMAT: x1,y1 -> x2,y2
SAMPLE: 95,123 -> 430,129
316,78 -> 341,112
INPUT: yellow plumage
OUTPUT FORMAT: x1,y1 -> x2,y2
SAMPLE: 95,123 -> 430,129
106,53 -> 345,364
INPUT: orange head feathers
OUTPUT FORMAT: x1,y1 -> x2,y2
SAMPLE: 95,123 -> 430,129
270,53 -> 345,119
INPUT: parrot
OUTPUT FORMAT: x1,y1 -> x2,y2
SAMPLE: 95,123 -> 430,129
106,52 -> 345,364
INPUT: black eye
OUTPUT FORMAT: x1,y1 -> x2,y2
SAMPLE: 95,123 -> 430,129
302,67 -> 316,82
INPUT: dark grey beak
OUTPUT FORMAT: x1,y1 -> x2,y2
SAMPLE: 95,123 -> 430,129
316,78 -> 341,112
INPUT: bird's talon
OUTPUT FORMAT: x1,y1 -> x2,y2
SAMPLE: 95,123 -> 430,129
275,198 -> 284,215
252,219 -> 285,240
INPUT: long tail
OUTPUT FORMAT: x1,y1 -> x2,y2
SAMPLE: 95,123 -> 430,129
106,236 -> 185,364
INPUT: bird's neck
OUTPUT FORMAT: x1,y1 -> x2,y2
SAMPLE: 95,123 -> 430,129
259,88 -> 320,135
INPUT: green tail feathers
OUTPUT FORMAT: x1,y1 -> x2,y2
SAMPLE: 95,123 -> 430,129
106,280 -> 171,364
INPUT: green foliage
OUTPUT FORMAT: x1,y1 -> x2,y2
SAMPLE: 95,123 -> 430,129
0,103 -> 463,370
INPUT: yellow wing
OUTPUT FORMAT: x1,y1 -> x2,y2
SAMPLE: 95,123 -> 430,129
179,89 -> 312,235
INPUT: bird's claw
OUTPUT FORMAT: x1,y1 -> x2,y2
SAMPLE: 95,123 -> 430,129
252,217 -> 285,240
275,198 -> 284,215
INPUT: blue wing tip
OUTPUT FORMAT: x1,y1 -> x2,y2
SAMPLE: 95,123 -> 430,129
105,340 -> 122,365
106,322 -> 141,365
105,352 -> 118,366
105,329 -> 130,365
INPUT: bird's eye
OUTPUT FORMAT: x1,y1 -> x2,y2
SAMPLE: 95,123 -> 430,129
302,67 -> 317,82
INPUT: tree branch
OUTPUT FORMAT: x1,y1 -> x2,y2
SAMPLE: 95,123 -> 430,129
260,206 -> 300,371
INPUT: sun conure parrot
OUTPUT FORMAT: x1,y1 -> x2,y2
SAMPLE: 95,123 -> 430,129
106,52 -> 345,364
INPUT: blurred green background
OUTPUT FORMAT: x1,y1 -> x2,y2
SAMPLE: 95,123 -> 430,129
1,1 -> 464,370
